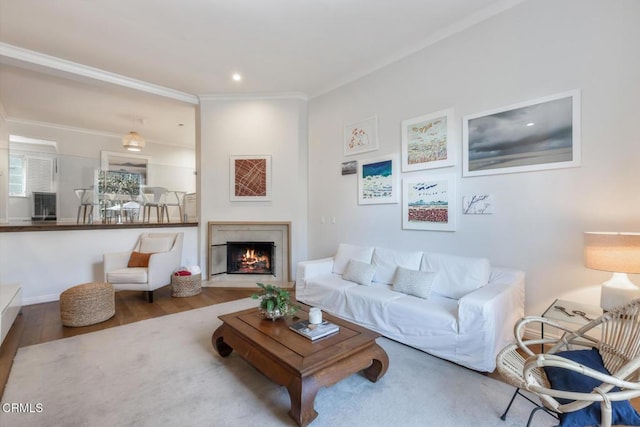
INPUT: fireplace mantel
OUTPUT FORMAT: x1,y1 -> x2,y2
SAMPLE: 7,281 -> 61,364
207,221 -> 291,287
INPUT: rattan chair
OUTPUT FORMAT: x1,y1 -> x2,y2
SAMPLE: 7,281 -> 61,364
497,298 -> 640,427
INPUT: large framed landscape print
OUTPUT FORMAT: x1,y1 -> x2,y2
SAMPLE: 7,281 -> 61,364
402,174 -> 456,231
463,90 -> 581,177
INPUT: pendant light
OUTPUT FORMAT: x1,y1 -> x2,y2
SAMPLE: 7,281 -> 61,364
122,131 -> 146,152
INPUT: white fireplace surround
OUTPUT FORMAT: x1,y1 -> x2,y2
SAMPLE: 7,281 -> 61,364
207,222 -> 291,287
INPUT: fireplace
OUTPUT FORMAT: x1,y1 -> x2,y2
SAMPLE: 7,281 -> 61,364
226,241 -> 275,275
208,221 -> 291,285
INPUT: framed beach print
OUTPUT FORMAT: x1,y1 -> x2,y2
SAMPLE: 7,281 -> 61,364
463,90 -> 581,177
401,108 -> 455,172
344,116 -> 379,156
230,155 -> 272,201
402,174 -> 456,231
357,155 -> 399,205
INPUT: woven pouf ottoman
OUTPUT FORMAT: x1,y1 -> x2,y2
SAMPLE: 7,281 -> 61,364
171,273 -> 202,297
60,282 -> 115,327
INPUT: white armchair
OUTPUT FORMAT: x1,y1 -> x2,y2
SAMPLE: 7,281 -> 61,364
103,232 -> 183,303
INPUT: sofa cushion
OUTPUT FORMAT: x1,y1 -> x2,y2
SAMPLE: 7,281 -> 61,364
343,260 -> 377,286
372,247 -> 423,284
106,267 -> 148,284
333,243 -> 375,275
544,348 -> 640,427
392,267 -> 435,299
385,294 -> 458,336
421,252 -> 490,299
139,236 -> 174,253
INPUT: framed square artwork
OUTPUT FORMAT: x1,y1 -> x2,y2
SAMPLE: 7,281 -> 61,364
344,116 -> 379,156
230,155 -> 271,201
402,174 -> 456,231
401,108 -> 455,172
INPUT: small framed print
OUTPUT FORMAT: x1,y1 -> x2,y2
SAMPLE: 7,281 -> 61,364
401,108 -> 455,172
230,155 -> 271,201
344,116 -> 379,156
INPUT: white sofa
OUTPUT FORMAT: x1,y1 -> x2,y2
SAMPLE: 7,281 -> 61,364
295,243 -> 525,372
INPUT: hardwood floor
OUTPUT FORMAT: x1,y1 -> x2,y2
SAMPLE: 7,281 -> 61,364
0,285 -> 255,399
1,286 -> 639,417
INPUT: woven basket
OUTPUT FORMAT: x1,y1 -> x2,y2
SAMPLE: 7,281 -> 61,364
60,282 -> 115,327
171,273 -> 202,297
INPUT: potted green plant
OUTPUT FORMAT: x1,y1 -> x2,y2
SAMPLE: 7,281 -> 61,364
251,283 -> 300,320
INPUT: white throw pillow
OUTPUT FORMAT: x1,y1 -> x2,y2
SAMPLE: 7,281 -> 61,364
421,252 -> 490,299
372,247 -> 423,284
343,260 -> 377,286
392,267 -> 435,299
139,237 -> 174,254
333,243 -> 375,275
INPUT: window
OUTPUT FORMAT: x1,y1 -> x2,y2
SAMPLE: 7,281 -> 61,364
26,156 -> 55,193
9,135 -> 57,197
9,154 -> 26,196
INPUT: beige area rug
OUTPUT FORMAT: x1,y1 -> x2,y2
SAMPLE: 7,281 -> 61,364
0,298 -> 547,426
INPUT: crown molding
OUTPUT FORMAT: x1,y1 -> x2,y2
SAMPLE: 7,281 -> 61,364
6,117 -> 189,148
0,43 -> 199,105
198,92 -> 308,102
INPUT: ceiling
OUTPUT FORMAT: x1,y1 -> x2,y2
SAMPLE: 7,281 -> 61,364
0,0 -> 523,147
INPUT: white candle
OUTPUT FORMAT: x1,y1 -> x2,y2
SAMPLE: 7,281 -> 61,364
309,307 -> 322,324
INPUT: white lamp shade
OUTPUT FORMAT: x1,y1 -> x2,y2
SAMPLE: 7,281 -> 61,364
584,232 -> 640,310
122,131 -> 146,151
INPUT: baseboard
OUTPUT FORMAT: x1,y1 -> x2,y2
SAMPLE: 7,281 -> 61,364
523,326 -> 562,342
23,294 -> 59,306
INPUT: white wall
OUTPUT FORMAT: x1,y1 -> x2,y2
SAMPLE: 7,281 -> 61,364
307,0 -> 640,316
198,96 -> 308,280
0,104 -> 8,223
0,226 -> 198,304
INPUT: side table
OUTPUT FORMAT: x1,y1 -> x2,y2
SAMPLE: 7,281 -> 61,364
540,299 -> 602,352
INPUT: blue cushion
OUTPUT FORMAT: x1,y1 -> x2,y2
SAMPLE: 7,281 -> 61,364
544,348 -> 640,427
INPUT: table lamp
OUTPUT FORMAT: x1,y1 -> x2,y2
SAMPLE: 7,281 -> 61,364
584,232 -> 640,311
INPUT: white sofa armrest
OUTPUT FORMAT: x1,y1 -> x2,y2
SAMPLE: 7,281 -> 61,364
103,251 -> 132,281
458,267 -> 525,370
295,257 -> 334,286
458,267 -> 525,332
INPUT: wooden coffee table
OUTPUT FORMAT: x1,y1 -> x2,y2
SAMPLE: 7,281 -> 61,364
211,306 -> 389,426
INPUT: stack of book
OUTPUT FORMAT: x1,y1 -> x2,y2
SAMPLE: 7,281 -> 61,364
289,320 -> 340,341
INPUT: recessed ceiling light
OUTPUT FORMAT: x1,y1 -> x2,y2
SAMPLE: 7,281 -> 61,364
526,122 -> 535,127
232,73 -> 242,82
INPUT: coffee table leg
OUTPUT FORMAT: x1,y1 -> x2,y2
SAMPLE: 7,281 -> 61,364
211,324 -> 233,357
363,343 -> 389,382
286,376 -> 319,427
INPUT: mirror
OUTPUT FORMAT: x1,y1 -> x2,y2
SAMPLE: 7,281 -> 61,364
0,60 -> 197,224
